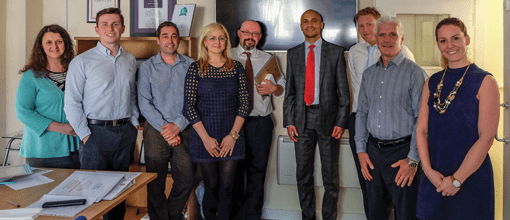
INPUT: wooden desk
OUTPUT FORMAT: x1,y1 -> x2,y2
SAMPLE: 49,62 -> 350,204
0,168 -> 156,220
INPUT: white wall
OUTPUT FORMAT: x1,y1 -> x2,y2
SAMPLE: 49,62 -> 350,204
0,0 -> 6,161
5,0 -> 25,139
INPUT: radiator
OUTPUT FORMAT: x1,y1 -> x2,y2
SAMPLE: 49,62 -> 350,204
276,134 -> 361,188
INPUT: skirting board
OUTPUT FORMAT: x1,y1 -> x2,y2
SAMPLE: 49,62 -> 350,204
261,209 -> 367,220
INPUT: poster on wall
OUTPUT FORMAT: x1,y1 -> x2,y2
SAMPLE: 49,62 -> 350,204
87,0 -> 120,23
171,4 -> 196,37
130,0 -> 176,37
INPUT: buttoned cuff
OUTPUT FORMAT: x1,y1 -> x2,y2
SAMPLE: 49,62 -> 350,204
174,117 -> 189,132
130,116 -> 139,127
355,141 -> 367,154
76,127 -> 92,141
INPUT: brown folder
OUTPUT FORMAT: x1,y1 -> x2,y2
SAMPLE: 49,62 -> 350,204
256,54 -> 281,84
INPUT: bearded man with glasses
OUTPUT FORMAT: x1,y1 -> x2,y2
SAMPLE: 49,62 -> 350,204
230,20 -> 286,220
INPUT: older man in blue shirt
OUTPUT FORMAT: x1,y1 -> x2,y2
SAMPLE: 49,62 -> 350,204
355,16 -> 426,220
137,21 -> 195,220
64,8 -> 138,220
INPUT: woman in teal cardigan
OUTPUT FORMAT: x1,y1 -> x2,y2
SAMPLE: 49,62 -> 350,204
15,25 -> 80,168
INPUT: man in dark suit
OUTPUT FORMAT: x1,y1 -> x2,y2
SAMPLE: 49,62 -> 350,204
283,9 -> 350,220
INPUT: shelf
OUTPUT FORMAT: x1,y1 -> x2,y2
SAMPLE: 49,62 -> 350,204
75,37 -> 198,59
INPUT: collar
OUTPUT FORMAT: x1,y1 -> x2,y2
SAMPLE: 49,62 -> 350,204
376,50 -> 405,67
234,45 -> 260,57
96,41 -> 123,57
304,38 -> 323,49
367,44 -> 378,50
154,52 -> 183,66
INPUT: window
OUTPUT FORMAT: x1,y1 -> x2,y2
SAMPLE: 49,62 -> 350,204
396,14 -> 449,66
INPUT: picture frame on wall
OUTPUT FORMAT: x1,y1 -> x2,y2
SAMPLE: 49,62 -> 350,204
130,0 -> 176,37
87,0 -> 120,23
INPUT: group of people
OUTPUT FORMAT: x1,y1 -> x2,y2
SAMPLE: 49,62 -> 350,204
13,5 -> 497,220
346,7 -> 496,220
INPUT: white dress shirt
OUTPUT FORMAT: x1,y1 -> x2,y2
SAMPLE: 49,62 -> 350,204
231,46 -> 286,117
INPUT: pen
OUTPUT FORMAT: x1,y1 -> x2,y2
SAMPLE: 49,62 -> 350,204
7,200 -> 20,208
0,181 -> 15,185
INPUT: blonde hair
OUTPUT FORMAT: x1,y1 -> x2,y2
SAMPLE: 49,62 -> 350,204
197,23 -> 234,75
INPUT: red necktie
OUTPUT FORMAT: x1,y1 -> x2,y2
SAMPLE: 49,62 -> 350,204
243,52 -> 254,106
304,45 -> 315,106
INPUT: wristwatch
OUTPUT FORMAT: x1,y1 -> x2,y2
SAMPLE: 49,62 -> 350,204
406,158 -> 419,168
230,131 -> 239,141
451,175 -> 462,188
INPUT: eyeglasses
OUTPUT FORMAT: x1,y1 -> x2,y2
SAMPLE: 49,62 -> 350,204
240,30 -> 261,38
207,37 -> 227,42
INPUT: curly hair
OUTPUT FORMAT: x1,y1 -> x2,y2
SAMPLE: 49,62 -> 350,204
196,23 -> 234,75
20,24 -> 75,76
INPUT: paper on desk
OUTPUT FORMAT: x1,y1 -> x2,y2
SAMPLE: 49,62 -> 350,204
100,171 -> 141,200
27,195 -> 95,217
31,168 -> 53,175
7,173 -> 54,190
48,171 -> 124,202
0,208 -> 41,220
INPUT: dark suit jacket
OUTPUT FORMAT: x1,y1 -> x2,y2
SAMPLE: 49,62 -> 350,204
283,40 -> 350,135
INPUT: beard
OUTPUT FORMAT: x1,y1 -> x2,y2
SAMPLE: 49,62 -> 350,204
241,39 -> 256,50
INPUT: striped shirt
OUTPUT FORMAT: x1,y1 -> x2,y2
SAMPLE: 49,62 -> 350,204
48,71 -> 66,90
355,51 -> 426,161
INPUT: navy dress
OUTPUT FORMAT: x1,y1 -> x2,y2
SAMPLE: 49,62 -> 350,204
183,60 -> 252,163
416,63 -> 494,220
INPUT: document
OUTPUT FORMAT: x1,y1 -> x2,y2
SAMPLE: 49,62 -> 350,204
27,195 -> 95,217
7,173 -> 54,190
47,171 -> 124,202
0,164 -> 33,182
100,171 -> 141,200
0,208 -> 41,220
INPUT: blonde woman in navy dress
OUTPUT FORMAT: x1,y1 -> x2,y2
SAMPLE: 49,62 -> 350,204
416,17 -> 499,219
183,22 -> 252,220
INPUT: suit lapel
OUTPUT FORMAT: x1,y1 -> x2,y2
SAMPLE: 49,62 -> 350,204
297,43 -> 306,80
319,41 -> 329,93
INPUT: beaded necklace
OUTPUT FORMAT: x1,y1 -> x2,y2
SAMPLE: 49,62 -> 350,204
433,64 -> 470,114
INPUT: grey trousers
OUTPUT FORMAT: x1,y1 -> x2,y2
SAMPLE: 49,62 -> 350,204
144,123 -> 194,220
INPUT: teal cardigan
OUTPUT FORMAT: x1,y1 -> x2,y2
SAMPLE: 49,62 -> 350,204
15,70 -> 80,158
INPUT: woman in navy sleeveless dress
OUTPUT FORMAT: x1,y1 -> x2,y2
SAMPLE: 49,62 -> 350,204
416,18 -> 498,220
183,23 -> 251,220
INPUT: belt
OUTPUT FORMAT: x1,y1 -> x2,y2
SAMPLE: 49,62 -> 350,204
307,105 -> 319,109
369,134 -> 411,148
88,118 -> 130,126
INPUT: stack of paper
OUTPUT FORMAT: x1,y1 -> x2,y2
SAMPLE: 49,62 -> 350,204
100,171 -> 141,200
27,170 -> 140,217
47,171 -> 125,202
0,208 -> 41,220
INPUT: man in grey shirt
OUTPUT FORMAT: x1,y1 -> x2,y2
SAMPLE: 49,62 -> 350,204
138,22 -> 195,220
64,8 -> 138,220
355,16 -> 426,220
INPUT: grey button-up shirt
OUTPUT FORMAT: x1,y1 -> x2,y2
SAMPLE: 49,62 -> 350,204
137,52 -> 195,132
65,42 -> 139,140
355,51 -> 427,161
